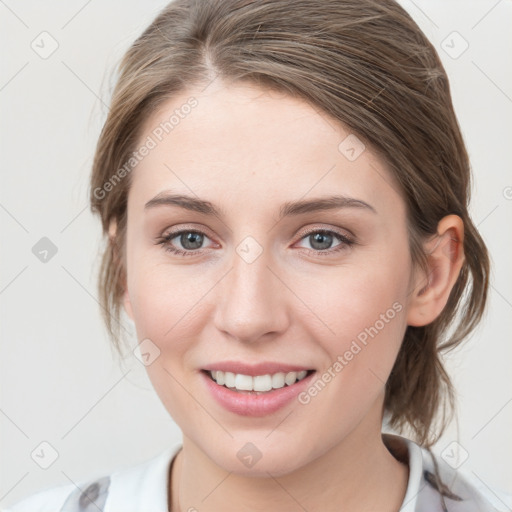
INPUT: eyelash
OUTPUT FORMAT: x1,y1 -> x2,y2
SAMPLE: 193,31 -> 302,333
155,230 -> 214,257
155,227 -> 355,257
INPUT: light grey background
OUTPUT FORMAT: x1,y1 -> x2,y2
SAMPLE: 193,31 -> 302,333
1,0 -> 511,509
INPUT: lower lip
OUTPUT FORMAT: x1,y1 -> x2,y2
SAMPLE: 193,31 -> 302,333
200,370 -> 315,417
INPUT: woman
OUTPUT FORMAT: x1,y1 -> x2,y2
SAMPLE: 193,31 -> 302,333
5,0 -> 507,511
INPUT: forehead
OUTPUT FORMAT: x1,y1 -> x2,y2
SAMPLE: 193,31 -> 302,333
128,80 -> 404,218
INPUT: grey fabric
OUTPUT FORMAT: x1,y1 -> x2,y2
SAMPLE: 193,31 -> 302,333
415,453 -> 501,511
59,476 -> 110,512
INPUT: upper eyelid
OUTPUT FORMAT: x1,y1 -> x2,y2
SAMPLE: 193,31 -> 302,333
297,225 -> 354,239
162,224 -> 351,237
163,224 -> 216,240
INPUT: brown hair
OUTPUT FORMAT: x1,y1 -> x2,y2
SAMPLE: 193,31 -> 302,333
89,0 -> 490,447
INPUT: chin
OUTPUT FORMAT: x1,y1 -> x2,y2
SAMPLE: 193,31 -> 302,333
201,433 -> 320,478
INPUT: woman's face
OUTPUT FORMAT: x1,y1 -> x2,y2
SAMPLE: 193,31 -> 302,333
122,80 -> 419,475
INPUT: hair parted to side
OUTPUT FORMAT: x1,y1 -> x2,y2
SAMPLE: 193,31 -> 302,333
89,0 -> 490,447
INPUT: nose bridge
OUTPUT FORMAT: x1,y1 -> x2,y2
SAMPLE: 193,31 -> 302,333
213,239 -> 289,342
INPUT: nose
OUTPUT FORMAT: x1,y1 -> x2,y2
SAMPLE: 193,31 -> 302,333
212,244 -> 290,344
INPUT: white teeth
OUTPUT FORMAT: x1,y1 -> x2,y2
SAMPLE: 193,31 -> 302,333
209,369 -> 311,392
271,372 -> 285,389
224,371 -> 236,388
235,373 -> 253,391
284,371 -> 297,385
253,374 -> 272,392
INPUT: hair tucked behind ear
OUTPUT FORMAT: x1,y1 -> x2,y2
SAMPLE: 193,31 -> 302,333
89,0 -> 490,447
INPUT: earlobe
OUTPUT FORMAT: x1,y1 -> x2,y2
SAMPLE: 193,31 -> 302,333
108,218 -> 117,243
407,215 -> 465,327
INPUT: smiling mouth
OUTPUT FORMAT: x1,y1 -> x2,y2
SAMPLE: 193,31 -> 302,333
202,369 -> 315,395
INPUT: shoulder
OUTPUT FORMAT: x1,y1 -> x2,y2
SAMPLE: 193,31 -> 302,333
391,434 -> 511,512
3,444 -> 181,512
2,482 -> 77,512
418,448 -> 511,512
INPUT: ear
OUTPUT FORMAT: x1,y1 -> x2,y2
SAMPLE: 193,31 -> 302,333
109,219 -> 134,321
407,215 -> 465,327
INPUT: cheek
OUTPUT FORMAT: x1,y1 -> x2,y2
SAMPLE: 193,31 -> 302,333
286,272 -> 409,445
294,250 -> 411,387
125,259 -> 211,424
126,249 -> 215,357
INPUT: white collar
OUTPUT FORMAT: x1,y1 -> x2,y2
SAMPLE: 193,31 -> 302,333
104,444 -> 181,512
382,433 -> 424,511
6,434 -> 506,511
103,435 -> 423,511
76,434 -> 502,512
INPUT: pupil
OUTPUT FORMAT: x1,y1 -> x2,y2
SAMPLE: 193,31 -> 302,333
181,232 -> 203,250
310,232 -> 332,250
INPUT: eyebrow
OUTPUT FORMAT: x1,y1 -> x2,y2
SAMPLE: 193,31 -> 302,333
145,192 -> 222,216
144,191 -> 377,219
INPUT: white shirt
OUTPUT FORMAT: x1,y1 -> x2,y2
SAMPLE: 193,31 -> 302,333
3,434 -> 509,512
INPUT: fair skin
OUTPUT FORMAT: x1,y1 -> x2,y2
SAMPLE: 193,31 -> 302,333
115,80 -> 464,512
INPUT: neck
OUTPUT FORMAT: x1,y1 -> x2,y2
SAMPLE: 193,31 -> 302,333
170,415 -> 408,512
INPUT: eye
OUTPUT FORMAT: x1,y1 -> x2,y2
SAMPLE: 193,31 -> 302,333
295,228 -> 355,255
155,227 -> 355,257
156,229 -> 214,256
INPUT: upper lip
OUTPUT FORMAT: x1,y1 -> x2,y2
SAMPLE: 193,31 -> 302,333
202,361 -> 314,376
